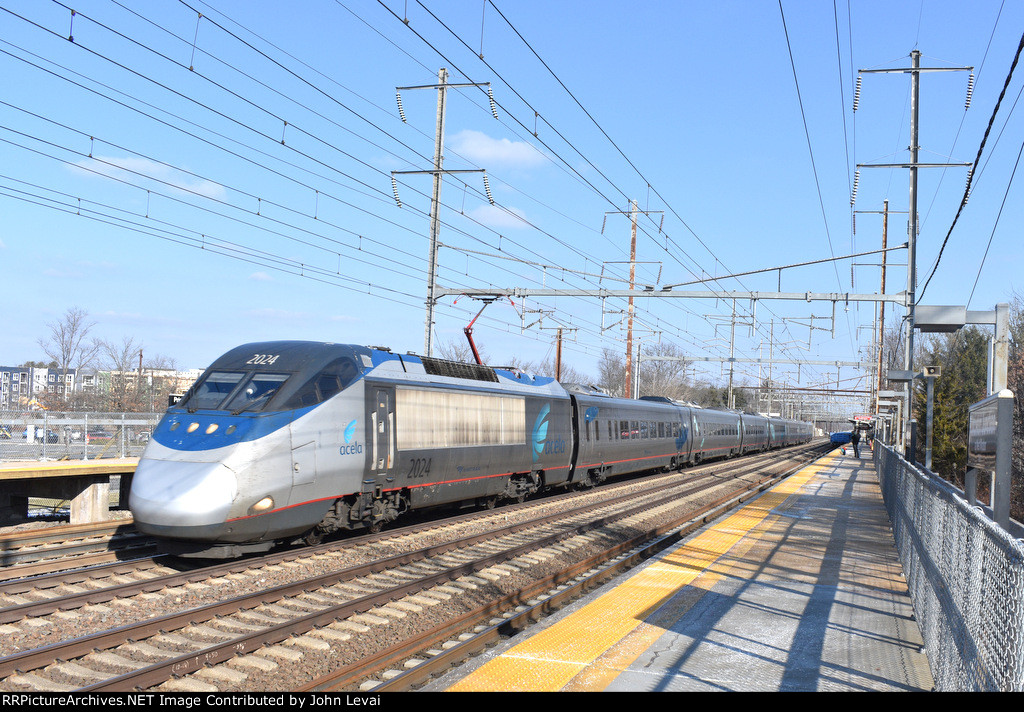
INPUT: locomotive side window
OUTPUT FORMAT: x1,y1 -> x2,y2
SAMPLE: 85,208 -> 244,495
281,357 -> 360,409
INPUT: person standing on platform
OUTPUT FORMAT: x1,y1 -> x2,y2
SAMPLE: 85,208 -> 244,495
850,428 -> 861,457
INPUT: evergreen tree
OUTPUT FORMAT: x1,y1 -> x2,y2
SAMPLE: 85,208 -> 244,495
914,327 -> 989,489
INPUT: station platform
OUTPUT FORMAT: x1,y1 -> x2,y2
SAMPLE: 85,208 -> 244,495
0,458 -> 136,524
428,448 -> 935,692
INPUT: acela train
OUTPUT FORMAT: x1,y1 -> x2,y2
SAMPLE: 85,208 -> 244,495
129,341 -> 814,557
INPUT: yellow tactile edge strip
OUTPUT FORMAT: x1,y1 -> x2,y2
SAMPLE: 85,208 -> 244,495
446,454 -> 837,692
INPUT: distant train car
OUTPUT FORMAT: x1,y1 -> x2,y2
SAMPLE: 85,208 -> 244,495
739,412 -> 770,454
130,341 -> 818,558
573,392 -> 691,486
770,416 -> 814,448
691,407 -> 742,462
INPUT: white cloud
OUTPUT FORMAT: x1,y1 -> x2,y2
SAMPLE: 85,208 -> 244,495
449,130 -> 546,168
71,155 -> 227,200
467,204 -> 530,230
249,272 -> 273,282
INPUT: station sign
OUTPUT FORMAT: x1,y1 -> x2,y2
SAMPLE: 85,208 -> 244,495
967,389 -> 1015,528
967,391 -> 1011,473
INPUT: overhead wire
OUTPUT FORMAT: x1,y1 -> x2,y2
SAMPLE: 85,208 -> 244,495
917,28 -> 1024,302
400,0 -> 834,388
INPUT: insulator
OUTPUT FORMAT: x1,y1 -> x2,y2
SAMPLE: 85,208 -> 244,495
483,174 -> 494,205
600,215 -> 607,234
965,72 -> 975,110
853,76 -> 862,112
850,170 -> 860,206
391,176 -> 402,208
964,168 -> 974,204
396,91 -> 407,122
852,213 -> 856,235
488,86 -> 499,120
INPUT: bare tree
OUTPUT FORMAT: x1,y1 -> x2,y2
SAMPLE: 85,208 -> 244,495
38,307 -> 101,400
597,348 -> 627,397
638,341 -> 689,400
99,336 -> 144,412
435,336 -> 484,364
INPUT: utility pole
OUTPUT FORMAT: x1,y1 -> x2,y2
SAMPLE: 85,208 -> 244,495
555,327 -> 563,381
728,298 -> 737,409
424,67 -> 448,359
393,69 -> 496,357
856,50 -> 972,453
905,49 -> 920,455
603,201 -> 663,398
626,200 -> 637,398
878,200 -> 888,410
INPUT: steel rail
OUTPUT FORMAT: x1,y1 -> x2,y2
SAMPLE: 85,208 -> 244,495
0,458 -> 746,682
302,443 -> 830,691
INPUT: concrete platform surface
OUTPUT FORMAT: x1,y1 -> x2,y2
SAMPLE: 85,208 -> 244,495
429,450 -> 935,692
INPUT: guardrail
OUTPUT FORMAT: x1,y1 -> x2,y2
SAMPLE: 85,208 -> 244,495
0,410 -> 162,462
875,440 -> 1024,691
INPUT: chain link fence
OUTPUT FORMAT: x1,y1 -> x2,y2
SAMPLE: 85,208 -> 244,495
876,439 -> 1024,691
0,410 -> 162,461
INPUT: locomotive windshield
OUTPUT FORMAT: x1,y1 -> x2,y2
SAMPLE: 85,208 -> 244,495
184,372 -> 246,411
178,355 -> 362,413
226,372 -> 290,414
180,371 -> 289,413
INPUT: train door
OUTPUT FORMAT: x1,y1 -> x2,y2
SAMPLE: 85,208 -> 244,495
364,387 -> 395,501
290,436 -> 317,489
693,416 -> 703,462
567,395 -> 580,483
371,388 -> 395,475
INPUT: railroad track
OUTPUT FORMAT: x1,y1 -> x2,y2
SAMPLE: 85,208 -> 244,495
0,442 -> 831,692
309,442 -> 833,692
0,519 -> 156,579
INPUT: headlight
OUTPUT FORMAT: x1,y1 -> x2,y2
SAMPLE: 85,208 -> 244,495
248,496 -> 275,515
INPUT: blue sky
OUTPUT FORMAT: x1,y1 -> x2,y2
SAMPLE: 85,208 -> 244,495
2,0 -> 1022,411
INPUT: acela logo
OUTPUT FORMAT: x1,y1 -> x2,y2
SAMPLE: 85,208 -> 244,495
532,404 -> 549,463
531,404 -> 566,462
340,419 -> 363,456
